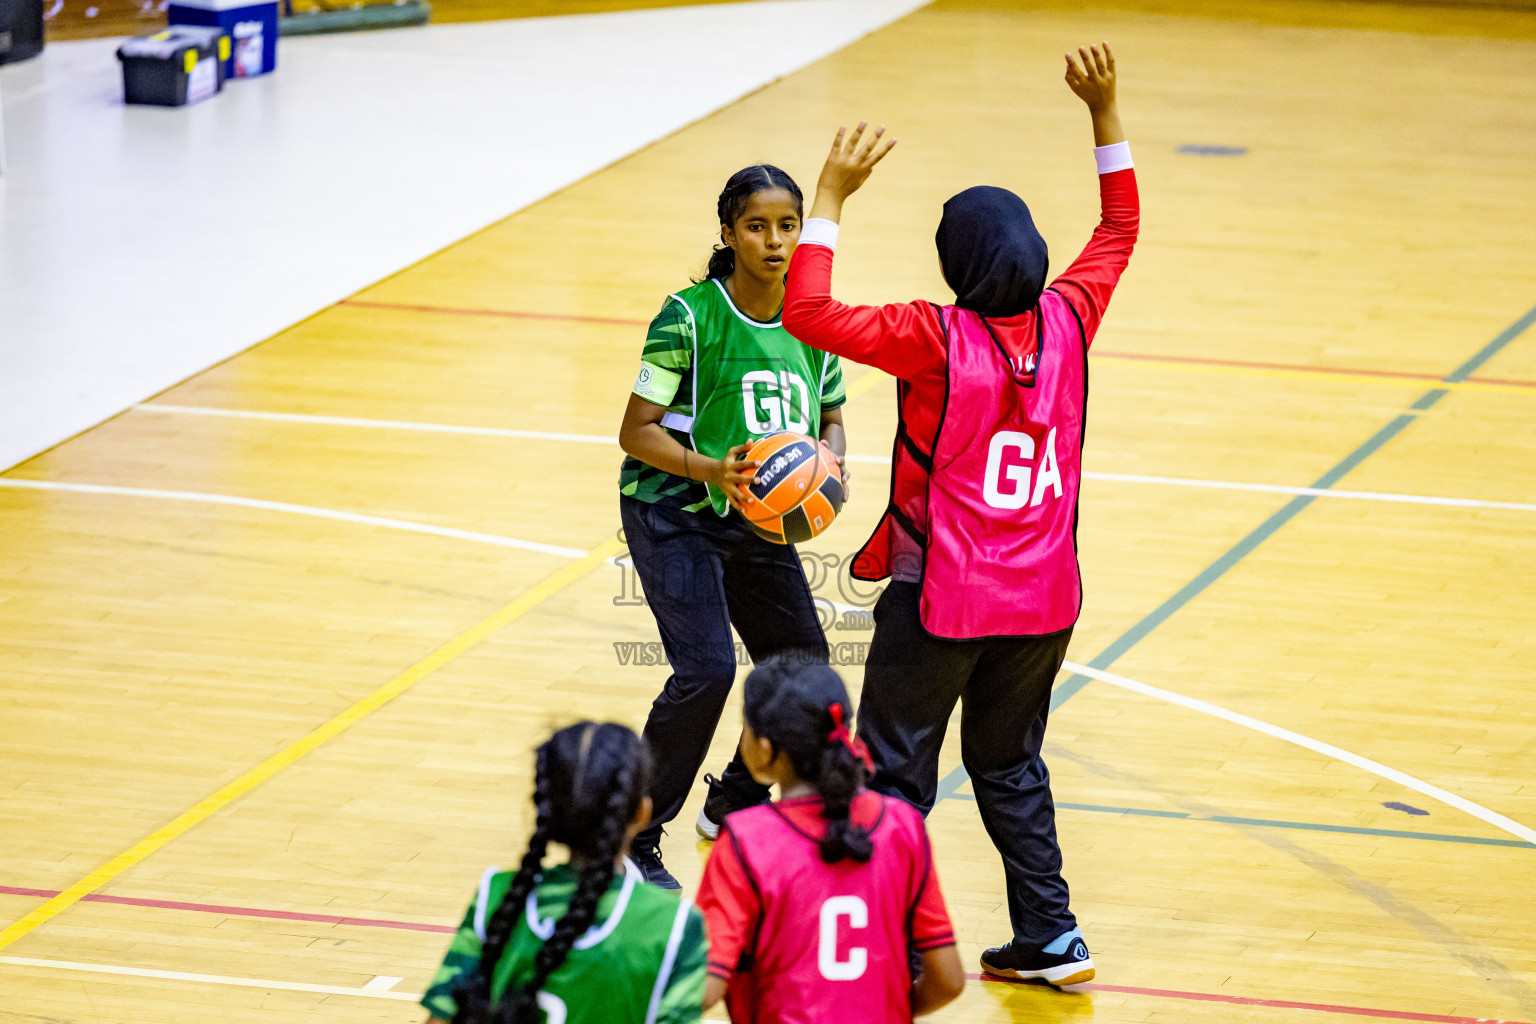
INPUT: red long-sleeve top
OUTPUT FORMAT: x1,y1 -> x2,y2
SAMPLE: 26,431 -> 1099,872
783,161 -> 1139,580
785,165 -> 1140,453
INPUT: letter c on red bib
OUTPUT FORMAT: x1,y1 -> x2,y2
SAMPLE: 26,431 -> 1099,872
817,896 -> 869,981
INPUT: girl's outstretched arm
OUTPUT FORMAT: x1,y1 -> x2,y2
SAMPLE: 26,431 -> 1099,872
1052,41 -> 1139,346
782,240 -> 946,382
785,122 -> 947,382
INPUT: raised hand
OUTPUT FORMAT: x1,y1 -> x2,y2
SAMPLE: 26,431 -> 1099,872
1064,41 -> 1116,111
1064,42 -> 1124,147
809,121 -> 898,223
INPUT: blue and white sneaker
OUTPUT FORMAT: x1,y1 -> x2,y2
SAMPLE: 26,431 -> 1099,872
980,928 -> 1095,987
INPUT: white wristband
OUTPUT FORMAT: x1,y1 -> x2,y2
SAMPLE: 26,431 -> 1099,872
799,218 -> 840,251
1094,141 -> 1133,174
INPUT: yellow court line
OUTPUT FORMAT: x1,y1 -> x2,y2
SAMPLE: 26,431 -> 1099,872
845,368 -> 889,400
0,535 -> 626,953
1091,356 -> 1530,395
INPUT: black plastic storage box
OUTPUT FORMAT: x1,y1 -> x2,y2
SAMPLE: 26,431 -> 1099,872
0,0 -> 44,65
117,27 -> 230,107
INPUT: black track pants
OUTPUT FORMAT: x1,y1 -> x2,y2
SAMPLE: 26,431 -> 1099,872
857,580 -> 1076,948
621,496 -> 829,842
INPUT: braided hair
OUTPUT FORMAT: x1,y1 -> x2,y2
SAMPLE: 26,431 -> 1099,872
701,164 -> 804,281
743,658 -> 873,864
452,722 -> 652,1024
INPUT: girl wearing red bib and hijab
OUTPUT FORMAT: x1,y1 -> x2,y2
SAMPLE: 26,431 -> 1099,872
783,44 -> 1137,986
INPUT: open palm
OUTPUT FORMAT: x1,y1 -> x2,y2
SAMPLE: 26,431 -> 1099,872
815,121 -> 898,205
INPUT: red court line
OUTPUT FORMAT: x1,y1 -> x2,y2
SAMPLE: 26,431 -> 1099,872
0,885 -> 452,934
332,300 -> 1536,389
1091,349 -> 1445,382
1,884 -> 1524,1021
340,299 -> 650,328
972,974 -> 1532,1024
1094,350 -> 1536,388
3,884 -> 1524,1023
1468,375 -> 1536,387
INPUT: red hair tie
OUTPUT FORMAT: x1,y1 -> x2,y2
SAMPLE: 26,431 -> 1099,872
827,704 -> 875,773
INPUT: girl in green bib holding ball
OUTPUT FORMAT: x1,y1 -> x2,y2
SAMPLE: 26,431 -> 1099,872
617,165 -> 849,889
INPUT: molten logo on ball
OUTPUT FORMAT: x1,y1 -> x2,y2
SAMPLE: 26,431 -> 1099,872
740,431 -> 844,545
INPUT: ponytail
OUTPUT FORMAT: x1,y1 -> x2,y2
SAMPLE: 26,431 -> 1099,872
742,658 -> 873,864
452,723 -> 651,1024
502,744 -> 642,1023
699,164 -> 804,282
816,704 -> 874,864
705,245 -> 736,281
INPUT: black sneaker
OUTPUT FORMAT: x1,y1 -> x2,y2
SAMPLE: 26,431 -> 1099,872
980,930 -> 1094,987
695,773 -> 770,840
630,833 -> 681,891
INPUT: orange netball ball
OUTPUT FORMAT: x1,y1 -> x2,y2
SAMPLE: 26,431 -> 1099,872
740,431 -> 844,545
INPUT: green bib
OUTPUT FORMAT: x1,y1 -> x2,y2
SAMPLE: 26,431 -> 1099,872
666,279 -> 835,515
479,863 -> 699,1024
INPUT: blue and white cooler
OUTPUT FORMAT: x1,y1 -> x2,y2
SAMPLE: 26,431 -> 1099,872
168,0 -> 278,79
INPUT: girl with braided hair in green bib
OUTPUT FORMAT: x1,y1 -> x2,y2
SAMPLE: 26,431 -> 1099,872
421,722 -> 706,1024
618,165 -> 850,889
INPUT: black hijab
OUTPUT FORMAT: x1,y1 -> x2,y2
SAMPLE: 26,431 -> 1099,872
935,186 -> 1049,319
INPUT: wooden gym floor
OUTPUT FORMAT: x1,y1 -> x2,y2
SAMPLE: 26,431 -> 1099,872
4,1 -> 1536,1021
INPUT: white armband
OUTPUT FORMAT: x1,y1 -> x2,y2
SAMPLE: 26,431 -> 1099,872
799,218 -> 841,251
1094,141 -> 1133,174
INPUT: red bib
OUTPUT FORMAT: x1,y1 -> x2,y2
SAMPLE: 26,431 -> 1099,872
853,289 -> 1087,639
721,793 -> 937,1024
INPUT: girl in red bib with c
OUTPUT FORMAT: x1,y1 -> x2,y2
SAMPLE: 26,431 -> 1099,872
695,658 -> 964,1023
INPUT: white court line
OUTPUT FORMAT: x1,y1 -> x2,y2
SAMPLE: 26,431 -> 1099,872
0,479 -> 587,560
131,404 -> 1536,514
813,599 -> 1536,848
857,456 -> 1536,514
137,404 -> 617,447
0,955 -> 423,1001
1078,471 -> 1536,513
1065,660 -> 1536,847
364,975 -> 404,991
6,472 -> 1529,846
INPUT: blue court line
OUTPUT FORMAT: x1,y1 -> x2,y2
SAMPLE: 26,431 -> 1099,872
1047,412 -> 1415,710
943,795 -> 1536,849
1443,303 -> 1536,382
935,303 -> 1536,800
1050,301 -> 1536,710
